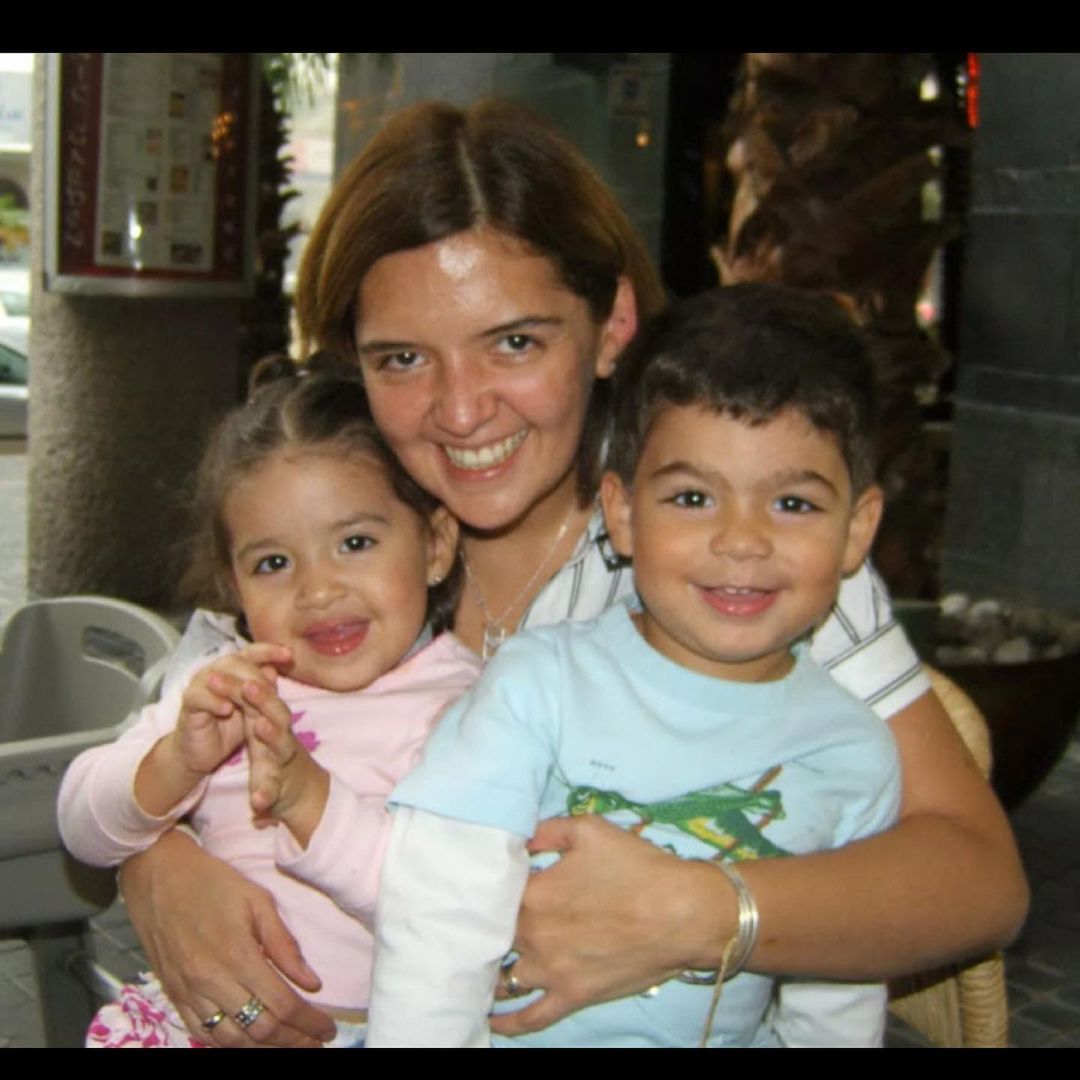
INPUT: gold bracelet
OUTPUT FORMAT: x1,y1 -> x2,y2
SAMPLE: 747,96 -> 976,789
676,858 -> 760,986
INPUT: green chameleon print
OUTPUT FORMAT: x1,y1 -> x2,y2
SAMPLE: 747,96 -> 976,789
565,765 -> 791,861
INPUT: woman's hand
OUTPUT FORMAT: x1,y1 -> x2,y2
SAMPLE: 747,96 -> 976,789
118,830 -> 337,1048
490,814 -> 737,1036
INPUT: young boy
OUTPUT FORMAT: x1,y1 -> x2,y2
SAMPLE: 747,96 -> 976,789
366,284 -> 901,1048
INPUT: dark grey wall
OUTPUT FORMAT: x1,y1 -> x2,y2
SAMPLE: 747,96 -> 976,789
943,54 -> 1080,614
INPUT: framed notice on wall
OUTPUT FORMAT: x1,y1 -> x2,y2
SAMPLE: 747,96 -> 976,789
45,53 -> 257,297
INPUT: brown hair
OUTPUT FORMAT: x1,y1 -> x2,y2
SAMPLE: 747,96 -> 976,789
180,354 -> 461,634
295,98 -> 667,502
609,285 -> 879,494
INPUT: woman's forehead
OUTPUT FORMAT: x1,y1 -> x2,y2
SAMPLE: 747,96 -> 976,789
355,228 -> 585,340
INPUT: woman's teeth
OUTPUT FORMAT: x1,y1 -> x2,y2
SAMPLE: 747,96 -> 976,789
444,430 -> 527,470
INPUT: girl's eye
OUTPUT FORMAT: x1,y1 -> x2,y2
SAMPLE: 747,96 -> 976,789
774,495 -> 818,514
669,490 -> 712,509
342,534 -> 375,553
254,554 -> 290,575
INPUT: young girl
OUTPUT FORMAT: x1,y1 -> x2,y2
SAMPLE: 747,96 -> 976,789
57,359 -> 476,1048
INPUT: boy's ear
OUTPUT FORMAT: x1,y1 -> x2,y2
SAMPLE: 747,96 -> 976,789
842,484 -> 884,576
594,277 -> 638,380
599,471 -> 634,558
426,505 -> 460,586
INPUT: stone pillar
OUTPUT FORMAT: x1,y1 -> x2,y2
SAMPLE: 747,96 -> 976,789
27,57 -> 241,609
943,54 -> 1080,616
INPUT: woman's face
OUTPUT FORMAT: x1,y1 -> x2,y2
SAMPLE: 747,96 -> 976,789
354,228 -> 635,533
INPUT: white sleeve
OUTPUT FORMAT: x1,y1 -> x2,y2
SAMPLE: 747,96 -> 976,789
366,807 -> 530,1048
772,979 -> 887,1047
810,562 -> 930,720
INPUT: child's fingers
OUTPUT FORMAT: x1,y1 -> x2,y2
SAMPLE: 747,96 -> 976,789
240,679 -> 295,730
245,708 -> 287,814
250,712 -> 296,765
238,642 -> 293,674
181,681 -> 235,720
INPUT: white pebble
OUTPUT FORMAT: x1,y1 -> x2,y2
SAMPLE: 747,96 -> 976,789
992,637 -> 1034,664
940,593 -> 970,618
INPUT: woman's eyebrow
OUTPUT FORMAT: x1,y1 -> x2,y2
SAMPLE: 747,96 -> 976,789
477,315 -> 563,340
355,338 -> 416,357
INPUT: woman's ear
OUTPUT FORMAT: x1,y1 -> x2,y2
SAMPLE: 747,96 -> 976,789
599,470 -> 634,559
842,484 -> 885,576
426,505 -> 460,586
595,277 -> 638,380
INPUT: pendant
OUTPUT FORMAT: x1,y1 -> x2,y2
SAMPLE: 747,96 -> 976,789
482,623 -> 507,660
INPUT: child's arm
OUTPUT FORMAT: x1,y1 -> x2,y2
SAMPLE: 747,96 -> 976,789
366,807 -> 530,1047
133,643 -> 292,817
244,682 -> 330,849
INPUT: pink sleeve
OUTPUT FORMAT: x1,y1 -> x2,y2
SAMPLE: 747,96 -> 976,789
273,771 -> 391,928
57,665 -> 214,868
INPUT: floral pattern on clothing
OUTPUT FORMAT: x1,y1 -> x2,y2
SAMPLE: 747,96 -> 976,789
87,975 -> 205,1049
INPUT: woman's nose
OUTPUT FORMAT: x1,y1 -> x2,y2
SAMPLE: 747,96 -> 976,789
709,509 -> 773,561
432,356 -> 498,436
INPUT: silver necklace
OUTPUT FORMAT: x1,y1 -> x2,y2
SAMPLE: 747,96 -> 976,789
462,508 -> 573,659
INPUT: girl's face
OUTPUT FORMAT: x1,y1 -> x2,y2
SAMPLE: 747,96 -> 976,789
224,449 -> 457,691
354,228 -> 637,534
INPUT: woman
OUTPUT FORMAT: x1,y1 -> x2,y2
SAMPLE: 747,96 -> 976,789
119,99 -> 1027,1048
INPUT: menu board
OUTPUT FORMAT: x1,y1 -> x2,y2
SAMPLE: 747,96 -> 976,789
46,53 -> 256,296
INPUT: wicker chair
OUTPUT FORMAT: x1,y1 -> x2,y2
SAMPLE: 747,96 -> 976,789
886,667 -> 1010,1047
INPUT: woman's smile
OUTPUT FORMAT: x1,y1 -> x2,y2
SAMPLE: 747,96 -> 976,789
441,429 -> 528,472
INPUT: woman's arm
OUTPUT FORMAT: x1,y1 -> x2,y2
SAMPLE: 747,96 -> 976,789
491,687 -> 1028,1037
118,830 -> 337,1048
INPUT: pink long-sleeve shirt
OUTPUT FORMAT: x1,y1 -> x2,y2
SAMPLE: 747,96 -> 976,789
58,629 -> 480,1011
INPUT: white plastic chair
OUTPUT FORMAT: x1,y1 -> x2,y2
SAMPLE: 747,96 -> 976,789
0,596 -> 179,1046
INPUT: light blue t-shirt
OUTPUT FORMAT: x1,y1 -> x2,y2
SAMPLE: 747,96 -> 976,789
392,600 -> 902,1047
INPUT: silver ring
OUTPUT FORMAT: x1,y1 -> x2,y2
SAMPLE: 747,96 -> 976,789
201,1008 -> 227,1031
233,996 -> 265,1029
500,959 -> 527,998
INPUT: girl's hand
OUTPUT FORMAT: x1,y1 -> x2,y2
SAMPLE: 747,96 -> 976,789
177,644 -> 293,776
244,679 -> 330,849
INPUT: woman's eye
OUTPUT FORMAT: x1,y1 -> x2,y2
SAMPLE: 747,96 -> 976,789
254,554 -> 290,575
342,534 -> 375,553
379,350 -> 423,372
774,495 -> 817,514
670,490 -> 712,509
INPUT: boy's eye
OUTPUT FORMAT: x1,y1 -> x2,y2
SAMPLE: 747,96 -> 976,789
774,495 -> 818,514
669,490 -> 713,509
254,553 -> 290,574
495,333 -> 538,356
342,534 -> 375,553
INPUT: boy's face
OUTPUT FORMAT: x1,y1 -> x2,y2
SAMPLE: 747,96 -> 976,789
601,404 -> 882,683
